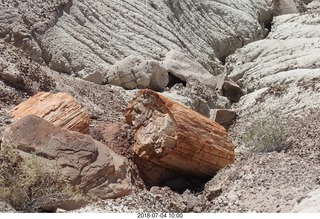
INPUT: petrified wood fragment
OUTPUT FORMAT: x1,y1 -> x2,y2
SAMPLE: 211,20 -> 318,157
125,89 -> 235,177
10,92 -> 90,134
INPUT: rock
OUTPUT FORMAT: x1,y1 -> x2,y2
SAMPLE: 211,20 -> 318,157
82,71 -> 104,85
162,50 -> 218,88
125,89 -> 235,177
10,92 -> 90,134
291,189 -> 320,212
210,109 -> 236,126
206,186 -> 223,201
90,122 -> 146,190
273,0 -> 299,16
107,55 -> 169,91
216,73 -> 244,102
91,122 -> 134,160
1,115 -> 132,210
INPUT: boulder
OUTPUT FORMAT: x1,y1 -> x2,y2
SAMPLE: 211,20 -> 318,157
210,109 -> 236,126
1,115 -> 132,210
162,50 -> 217,89
125,89 -> 235,177
273,0 -> 299,16
10,92 -> 90,134
216,73 -> 244,102
82,71 -> 104,85
107,55 -> 169,91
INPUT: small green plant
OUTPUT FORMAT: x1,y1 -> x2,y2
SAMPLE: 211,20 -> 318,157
242,112 -> 290,153
0,145 -> 84,212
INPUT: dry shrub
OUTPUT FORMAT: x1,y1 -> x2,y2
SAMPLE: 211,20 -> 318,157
0,145 -> 83,212
242,112 -> 290,153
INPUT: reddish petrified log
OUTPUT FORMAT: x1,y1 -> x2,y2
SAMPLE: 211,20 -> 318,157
125,89 -> 235,177
10,92 -> 90,134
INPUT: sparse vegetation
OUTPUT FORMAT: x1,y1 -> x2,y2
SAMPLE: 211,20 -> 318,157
242,112 -> 290,153
0,145 -> 83,212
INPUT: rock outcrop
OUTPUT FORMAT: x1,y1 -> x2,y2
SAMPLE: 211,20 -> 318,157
1,115 -> 132,209
10,92 -> 90,134
125,89 -> 235,177
226,8 -> 320,151
0,0 -> 275,80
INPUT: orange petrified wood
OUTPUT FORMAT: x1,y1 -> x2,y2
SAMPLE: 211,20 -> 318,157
10,92 -> 90,134
125,89 -> 235,177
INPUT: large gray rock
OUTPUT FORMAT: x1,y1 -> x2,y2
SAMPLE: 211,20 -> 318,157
107,55 -> 169,91
162,50 -> 217,89
1,115 -> 132,210
273,0 -> 299,16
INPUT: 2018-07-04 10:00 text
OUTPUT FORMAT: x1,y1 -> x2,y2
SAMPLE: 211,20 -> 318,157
137,213 -> 183,218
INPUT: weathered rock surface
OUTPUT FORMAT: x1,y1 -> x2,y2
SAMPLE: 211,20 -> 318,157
226,11 -> 320,152
1,0 -> 275,79
1,115 -> 132,209
291,188 -> 320,212
269,13 -> 320,39
125,89 -> 235,177
224,6 -> 320,155
107,55 -> 169,91
0,0 -> 72,62
10,92 -> 90,134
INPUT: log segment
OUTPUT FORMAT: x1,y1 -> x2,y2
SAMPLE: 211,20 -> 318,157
125,89 -> 235,177
10,92 -> 90,134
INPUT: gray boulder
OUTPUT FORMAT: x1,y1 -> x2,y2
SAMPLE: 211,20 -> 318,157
107,55 -> 169,91
162,50 -> 217,89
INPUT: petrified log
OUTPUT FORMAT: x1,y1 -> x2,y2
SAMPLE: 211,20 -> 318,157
125,89 -> 235,177
10,92 -> 90,134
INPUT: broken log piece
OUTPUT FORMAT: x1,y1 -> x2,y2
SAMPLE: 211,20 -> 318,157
10,92 -> 90,134
125,89 -> 235,177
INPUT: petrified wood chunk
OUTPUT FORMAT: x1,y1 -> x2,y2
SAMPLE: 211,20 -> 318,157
125,89 -> 235,177
10,92 -> 90,134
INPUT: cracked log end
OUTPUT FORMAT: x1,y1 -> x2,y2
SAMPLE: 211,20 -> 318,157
125,89 -> 235,177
